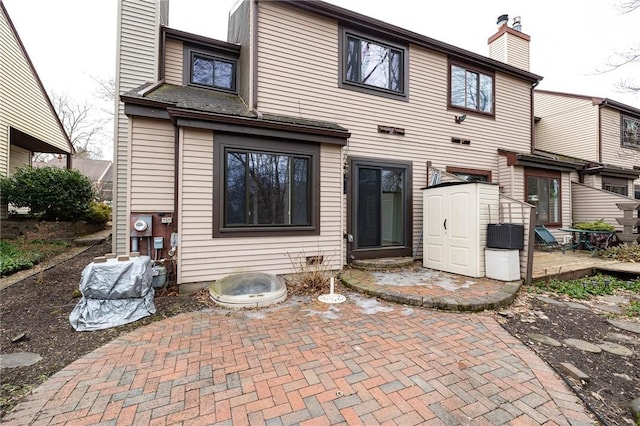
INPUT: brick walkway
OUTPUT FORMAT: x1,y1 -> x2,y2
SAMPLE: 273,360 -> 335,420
4,293 -> 595,425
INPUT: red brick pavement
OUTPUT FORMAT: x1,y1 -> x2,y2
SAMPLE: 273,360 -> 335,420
4,294 -> 595,425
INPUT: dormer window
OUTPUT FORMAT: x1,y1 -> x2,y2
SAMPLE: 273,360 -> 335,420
188,51 -> 236,92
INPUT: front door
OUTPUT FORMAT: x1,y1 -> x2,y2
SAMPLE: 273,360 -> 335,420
348,159 -> 412,260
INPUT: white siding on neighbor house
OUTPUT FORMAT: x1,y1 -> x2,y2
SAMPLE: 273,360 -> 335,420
8,145 -> 29,174
164,38 -> 183,85
571,181 -> 631,231
114,0 -> 162,254
177,128 -> 344,284
129,118 -> 174,212
534,92 -> 598,161
0,5 -> 70,176
256,1 -> 534,261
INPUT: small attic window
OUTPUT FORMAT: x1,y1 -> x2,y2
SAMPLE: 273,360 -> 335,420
189,51 -> 236,92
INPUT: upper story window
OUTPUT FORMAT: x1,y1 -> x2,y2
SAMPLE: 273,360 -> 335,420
450,63 -> 494,115
341,30 -> 407,98
188,51 -> 236,92
622,115 -> 640,148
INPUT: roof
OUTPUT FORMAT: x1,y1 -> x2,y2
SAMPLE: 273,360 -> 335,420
277,0 -> 543,84
34,158 -> 113,182
122,83 -> 350,140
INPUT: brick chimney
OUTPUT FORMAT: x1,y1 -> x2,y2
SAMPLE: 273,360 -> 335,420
488,14 -> 530,71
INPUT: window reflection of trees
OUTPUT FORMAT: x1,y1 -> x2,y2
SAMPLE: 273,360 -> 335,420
451,65 -> 493,113
225,151 -> 310,226
191,55 -> 233,89
346,36 -> 401,92
623,116 -> 640,146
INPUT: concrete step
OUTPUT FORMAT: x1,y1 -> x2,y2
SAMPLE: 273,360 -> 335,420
351,256 -> 415,271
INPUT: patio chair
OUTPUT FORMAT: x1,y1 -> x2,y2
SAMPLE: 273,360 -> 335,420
534,225 -> 563,252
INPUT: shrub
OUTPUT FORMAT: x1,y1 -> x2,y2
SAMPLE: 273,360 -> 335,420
85,202 -> 112,223
573,219 -> 615,232
0,167 -> 94,221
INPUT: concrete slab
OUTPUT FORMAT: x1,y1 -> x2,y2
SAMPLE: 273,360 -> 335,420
0,352 -> 42,369
608,319 -> 640,334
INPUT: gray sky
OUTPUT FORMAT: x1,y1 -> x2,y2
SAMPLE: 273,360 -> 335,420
4,0 -> 640,160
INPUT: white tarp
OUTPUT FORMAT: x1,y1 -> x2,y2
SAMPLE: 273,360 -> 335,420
69,256 -> 156,331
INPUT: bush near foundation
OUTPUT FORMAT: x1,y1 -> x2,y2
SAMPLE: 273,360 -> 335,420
0,167 -> 94,221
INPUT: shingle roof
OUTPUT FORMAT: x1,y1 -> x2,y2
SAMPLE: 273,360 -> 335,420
123,83 -> 348,133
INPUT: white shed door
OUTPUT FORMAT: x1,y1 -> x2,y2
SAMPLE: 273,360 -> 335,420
423,185 -> 478,276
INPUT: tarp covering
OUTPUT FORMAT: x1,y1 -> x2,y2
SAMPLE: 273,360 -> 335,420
69,256 -> 156,331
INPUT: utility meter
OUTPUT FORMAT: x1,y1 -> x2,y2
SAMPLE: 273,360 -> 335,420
134,220 -> 148,232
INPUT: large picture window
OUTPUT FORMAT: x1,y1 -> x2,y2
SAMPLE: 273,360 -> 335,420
341,30 -> 406,97
225,151 -> 310,226
526,170 -> 561,226
450,63 -> 494,114
214,135 -> 319,237
622,115 -> 640,148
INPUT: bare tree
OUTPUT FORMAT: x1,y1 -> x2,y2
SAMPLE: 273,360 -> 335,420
598,0 -> 640,94
51,92 -> 103,159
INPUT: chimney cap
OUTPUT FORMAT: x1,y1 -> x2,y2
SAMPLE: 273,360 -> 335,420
496,14 -> 509,25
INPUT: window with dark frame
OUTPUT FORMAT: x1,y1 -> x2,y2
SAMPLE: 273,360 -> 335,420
446,166 -> 491,182
526,170 -> 561,226
190,52 -> 236,91
225,150 -> 311,227
450,63 -> 494,114
342,31 -> 406,96
214,135 -> 320,237
602,177 -> 628,196
622,115 -> 640,148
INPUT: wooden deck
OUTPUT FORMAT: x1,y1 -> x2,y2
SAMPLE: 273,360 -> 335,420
532,249 -> 640,281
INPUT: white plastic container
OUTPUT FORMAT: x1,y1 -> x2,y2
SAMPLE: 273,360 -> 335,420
485,248 -> 520,281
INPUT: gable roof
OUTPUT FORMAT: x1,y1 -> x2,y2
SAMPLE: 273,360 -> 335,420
34,158 -> 113,182
278,0 -> 543,84
0,1 -> 73,154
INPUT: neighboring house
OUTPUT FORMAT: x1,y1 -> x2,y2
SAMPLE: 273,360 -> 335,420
534,90 -> 640,232
34,158 -> 113,202
0,1 -> 73,217
114,0 -> 580,289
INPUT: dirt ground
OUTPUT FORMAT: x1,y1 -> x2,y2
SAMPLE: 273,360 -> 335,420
1,239 -> 639,424
497,291 -> 640,426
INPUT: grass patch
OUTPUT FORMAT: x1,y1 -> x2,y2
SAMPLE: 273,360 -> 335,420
624,300 -> 640,317
530,273 -> 640,300
0,239 -> 70,276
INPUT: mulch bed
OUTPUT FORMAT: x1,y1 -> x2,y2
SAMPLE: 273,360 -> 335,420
497,292 -> 640,425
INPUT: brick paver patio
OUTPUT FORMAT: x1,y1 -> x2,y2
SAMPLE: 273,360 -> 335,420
4,293 -> 595,425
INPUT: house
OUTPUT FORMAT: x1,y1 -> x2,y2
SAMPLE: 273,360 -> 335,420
0,1 -> 73,218
533,90 -> 640,233
34,157 -> 113,202
114,0 -> 565,290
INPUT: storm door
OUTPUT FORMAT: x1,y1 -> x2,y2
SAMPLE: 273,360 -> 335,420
349,160 -> 412,260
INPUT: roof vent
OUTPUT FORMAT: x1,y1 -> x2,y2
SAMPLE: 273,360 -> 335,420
512,16 -> 522,32
496,14 -> 509,28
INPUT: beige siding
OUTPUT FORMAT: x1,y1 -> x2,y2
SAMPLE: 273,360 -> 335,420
534,92 -> 598,161
164,38 -> 182,85
0,5 -> 70,176
571,181 -> 632,231
600,106 -> 640,169
177,128 -> 343,284
561,171 -> 572,228
129,118 -> 174,212
8,145 -> 29,174
489,32 -> 529,71
228,0 -> 253,106
256,2 -> 534,262
114,0 -> 162,254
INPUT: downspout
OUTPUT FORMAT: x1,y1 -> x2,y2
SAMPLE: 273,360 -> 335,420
252,0 -> 259,113
597,100 -> 604,163
530,80 -> 540,153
